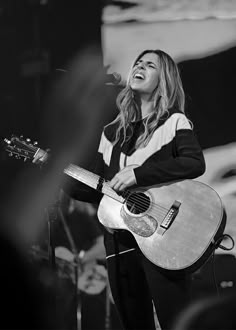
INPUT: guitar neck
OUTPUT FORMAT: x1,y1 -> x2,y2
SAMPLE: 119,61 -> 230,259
64,164 -> 124,203
3,137 -> 124,204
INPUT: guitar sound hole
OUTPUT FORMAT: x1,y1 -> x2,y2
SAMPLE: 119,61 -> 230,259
126,192 -> 150,214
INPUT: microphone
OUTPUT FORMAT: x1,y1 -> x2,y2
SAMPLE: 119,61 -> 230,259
105,72 -> 122,85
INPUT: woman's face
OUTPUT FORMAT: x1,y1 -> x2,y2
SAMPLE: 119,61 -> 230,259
130,52 -> 160,97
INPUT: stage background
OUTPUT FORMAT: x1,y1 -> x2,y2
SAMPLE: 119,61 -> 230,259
0,1 -> 235,328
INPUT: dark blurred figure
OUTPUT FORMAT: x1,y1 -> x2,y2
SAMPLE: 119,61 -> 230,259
173,292 -> 236,330
0,42 -> 115,329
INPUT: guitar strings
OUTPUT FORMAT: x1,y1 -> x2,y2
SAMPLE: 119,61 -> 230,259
103,184 -> 169,216
97,176 -> 169,215
66,164 -> 169,217
102,181 -> 169,217
67,164 -> 169,216
84,170 -> 168,215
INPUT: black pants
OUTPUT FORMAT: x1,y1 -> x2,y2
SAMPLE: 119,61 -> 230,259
106,249 -> 192,330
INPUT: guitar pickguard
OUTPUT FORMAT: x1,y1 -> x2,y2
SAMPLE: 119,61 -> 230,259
120,206 -> 158,237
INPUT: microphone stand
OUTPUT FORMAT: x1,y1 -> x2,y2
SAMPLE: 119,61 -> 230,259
57,203 -> 81,330
45,195 -> 81,330
45,201 -> 59,270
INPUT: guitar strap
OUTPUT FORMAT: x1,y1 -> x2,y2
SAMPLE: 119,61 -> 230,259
106,136 -> 122,179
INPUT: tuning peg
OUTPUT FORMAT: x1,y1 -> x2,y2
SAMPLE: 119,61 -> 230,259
33,141 -> 38,146
26,138 -> 31,143
4,138 -> 11,145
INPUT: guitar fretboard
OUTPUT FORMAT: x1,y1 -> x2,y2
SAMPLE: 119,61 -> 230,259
64,164 -> 124,203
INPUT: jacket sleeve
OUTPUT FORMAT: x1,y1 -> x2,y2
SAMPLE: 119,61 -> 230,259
134,126 -> 206,187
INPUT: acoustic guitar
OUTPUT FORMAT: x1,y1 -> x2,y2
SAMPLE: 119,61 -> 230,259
4,135 -> 226,272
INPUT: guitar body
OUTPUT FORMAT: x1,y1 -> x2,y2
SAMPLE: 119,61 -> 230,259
97,179 -> 226,272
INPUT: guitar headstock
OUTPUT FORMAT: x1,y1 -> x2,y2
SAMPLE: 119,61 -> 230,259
3,135 -> 39,162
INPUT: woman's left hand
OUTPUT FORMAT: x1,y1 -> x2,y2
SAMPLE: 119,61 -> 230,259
109,165 -> 138,191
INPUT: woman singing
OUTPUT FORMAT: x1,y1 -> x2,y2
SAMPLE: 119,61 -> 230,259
34,49 -> 206,329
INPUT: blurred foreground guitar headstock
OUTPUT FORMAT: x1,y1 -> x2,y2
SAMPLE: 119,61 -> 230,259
3,135 -> 39,162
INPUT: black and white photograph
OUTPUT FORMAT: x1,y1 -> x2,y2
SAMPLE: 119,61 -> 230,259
0,1 -> 236,329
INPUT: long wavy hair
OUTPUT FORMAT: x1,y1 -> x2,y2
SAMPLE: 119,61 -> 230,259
107,49 -> 186,148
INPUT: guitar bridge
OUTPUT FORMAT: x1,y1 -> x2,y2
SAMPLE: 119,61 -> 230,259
157,200 -> 181,236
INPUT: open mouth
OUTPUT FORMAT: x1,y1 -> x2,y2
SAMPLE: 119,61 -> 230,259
134,73 -> 145,80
